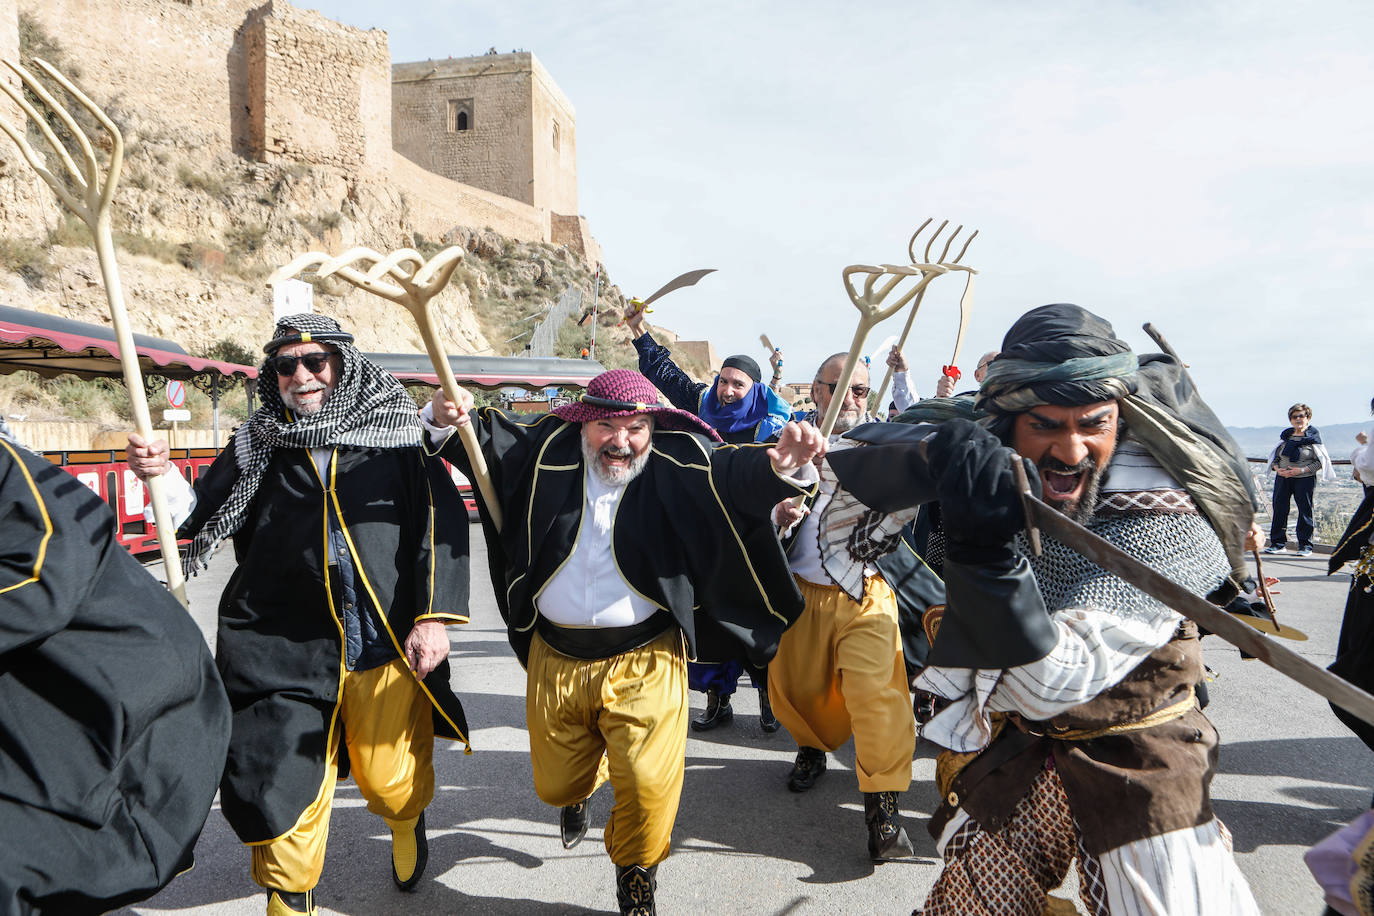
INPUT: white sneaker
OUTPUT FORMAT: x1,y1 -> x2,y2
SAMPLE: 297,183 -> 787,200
1262,545 -> 1285,555
1297,546 -> 1314,557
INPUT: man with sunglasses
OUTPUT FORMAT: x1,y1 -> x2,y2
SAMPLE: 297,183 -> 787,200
766,354 -> 920,862
125,314 -> 470,916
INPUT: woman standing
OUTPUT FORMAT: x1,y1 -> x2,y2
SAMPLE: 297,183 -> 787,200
1265,403 -> 1333,556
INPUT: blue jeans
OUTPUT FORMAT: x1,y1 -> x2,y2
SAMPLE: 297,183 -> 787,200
1270,474 -> 1316,548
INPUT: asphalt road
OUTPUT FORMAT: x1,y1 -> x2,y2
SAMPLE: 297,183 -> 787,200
119,546 -> 1372,915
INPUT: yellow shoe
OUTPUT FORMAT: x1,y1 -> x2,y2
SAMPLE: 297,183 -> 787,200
390,811 -> 428,892
266,889 -> 316,915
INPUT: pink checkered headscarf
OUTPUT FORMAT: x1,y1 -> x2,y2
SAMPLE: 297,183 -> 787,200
552,369 -> 722,442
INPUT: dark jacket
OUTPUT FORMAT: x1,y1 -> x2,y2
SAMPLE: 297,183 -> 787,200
0,441 -> 230,915
181,438 -> 470,844
439,409 -> 812,666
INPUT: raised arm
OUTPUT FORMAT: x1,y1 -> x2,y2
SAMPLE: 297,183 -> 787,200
629,328 -> 707,413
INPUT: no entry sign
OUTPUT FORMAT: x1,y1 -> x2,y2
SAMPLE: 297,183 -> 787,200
166,380 -> 186,408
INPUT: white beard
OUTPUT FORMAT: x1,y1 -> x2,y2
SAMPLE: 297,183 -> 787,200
283,382 -> 328,415
582,435 -> 649,487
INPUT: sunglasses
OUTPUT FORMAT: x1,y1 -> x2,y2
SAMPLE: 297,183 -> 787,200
817,381 -> 871,399
270,352 -> 336,376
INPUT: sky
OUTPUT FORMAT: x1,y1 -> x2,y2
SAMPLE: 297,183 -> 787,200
311,0 -> 1374,428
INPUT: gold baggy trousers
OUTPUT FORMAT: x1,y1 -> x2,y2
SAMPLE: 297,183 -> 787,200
768,575 -> 915,792
251,658 -> 435,892
526,628 -> 688,867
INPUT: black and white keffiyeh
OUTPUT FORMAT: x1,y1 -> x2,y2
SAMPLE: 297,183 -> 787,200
182,313 -> 422,575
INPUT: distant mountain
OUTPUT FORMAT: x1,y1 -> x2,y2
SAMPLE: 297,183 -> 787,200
1225,422 -> 1371,460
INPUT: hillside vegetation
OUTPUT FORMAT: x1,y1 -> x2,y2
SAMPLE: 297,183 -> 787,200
0,15 -> 714,433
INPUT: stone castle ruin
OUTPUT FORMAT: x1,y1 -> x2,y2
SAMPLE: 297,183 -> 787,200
3,0 -> 600,262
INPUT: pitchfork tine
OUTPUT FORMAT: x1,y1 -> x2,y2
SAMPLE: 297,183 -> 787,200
0,62 -> 85,193
937,225 -> 963,264
951,229 -> 979,265
31,58 -> 124,211
907,218 -> 934,264
924,219 -> 949,263
9,59 -> 100,196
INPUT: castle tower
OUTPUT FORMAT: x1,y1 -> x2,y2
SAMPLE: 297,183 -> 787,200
391,52 -> 578,218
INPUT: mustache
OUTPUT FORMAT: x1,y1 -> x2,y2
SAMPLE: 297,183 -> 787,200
291,382 -> 325,394
600,446 -> 633,459
1038,455 -> 1096,474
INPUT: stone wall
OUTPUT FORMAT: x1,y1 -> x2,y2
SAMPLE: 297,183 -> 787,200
528,55 -> 577,216
22,0 -> 260,152
390,151 -> 548,244
550,213 -> 601,266
392,54 -> 537,206
248,2 -> 390,174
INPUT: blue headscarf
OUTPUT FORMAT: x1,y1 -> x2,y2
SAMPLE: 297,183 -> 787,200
697,377 -> 790,441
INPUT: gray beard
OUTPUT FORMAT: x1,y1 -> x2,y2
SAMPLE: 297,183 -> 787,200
582,435 -> 649,487
283,384 -> 329,416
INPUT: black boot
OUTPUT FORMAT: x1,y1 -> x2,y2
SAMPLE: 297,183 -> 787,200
560,799 -> 588,849
787,746 -> 826,792
864,791 -> 915,861
615,863 -> 657,916
757,685 -> 780,733
266,889 -> 316,915
691,689 -> 733,731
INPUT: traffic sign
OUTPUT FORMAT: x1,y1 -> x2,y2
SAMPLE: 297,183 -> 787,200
166,380 -> 186,408
164,409 -> 191,422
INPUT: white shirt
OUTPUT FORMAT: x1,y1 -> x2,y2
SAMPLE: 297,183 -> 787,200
536,468 -> 658,628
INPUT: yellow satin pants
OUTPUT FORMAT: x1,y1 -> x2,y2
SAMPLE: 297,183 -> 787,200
526,628 -> 688,867
768,575 -> 915,793
251,658 -> 435,892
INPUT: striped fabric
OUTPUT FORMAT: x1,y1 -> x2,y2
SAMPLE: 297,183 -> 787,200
813,439 -> 918,600
923,761 -> 1258,916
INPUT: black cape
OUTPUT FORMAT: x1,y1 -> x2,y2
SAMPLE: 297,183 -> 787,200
1328,489 -> 1374,750
182,439 -> 470,843
440,409 -> 813,666
0,440 -> 230,915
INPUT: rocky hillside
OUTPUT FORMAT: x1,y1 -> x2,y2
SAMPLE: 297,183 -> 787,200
0,17 -> 712,431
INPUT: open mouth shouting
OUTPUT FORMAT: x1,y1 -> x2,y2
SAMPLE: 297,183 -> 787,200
1037,455 -> 1102,523
600,445 -> 634,476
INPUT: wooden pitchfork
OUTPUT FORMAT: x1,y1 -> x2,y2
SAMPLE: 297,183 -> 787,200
786,250 -> 956,510
869,219 -> 978,412
270,246 -> 504,531
0,58 -> 187,606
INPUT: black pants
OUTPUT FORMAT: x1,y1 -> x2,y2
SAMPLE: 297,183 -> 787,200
1270,474 -> 1316,548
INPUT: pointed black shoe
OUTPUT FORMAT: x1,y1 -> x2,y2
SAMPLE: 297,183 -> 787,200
391,811 -> 428,892
561,800 -> 588,849
758,685 -> 780,733
864,791 -> 915,861
691,689 -> 734,731
615,863 -> 657,916
787,746 -> 826,792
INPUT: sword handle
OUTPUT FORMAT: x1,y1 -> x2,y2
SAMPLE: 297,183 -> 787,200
1011,453 -> 1042,557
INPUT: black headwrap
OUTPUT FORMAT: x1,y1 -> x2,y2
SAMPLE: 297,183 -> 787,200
976,304 -> 1140,416
721,354 -> 762,384
182,313 -> 423,575
978,303 -> 1256,589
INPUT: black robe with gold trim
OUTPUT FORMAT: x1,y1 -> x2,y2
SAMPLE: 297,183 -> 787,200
0,440 -> 230,915
438,409 -> 811,666
181,439 -> 469,844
